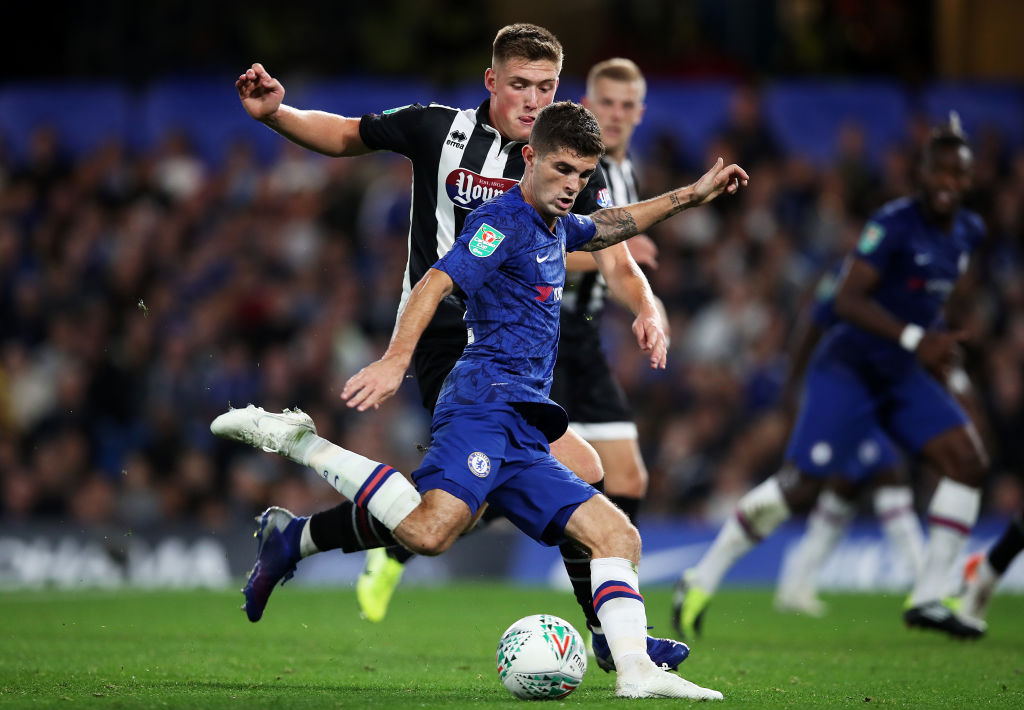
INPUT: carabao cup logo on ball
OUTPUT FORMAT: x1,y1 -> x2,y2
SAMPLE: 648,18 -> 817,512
446,169 -> 517,210
467,451 -> 491,477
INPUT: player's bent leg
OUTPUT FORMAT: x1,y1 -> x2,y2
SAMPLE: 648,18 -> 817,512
564,497 -> 697,685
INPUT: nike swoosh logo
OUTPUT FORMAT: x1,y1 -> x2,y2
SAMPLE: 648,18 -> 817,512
536,253 -> 552,263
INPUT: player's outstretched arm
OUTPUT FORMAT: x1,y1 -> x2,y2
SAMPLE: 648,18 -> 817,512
342,269 -> 454,411
579,158 -> 748,252
236,62 -> 371,157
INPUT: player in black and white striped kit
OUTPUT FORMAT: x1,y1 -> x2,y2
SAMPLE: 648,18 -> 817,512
234,25 -> 685,672
552,58 -> 660,529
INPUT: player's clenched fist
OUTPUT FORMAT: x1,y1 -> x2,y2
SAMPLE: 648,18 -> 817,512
236,62 -> 285,121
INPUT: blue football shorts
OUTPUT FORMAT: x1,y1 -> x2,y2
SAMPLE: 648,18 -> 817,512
786,359 -> 967,478
412,403 -> 599,545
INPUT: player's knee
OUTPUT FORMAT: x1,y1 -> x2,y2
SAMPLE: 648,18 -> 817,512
591,519 -> 641,560
394,507 -> 463,556
405,527 -> 457,557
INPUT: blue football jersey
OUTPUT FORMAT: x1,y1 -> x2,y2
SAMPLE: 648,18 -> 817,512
433,185 -> 597,412
817,197 -> 985,378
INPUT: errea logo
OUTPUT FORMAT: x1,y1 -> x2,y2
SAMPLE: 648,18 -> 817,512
447,130 -> 468,148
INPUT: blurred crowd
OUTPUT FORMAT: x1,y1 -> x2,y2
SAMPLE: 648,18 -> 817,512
2,84 -> 1023,533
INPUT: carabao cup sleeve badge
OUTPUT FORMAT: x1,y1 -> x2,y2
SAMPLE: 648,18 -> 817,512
468,224 -> 506,257
467,451 -> 491,477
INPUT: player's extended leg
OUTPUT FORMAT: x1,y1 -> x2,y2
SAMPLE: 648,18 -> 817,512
211,405 -> 426,621
904,423 -> 987,637
672,468 -> 821,638
564,496 -> 721,700
960,508 -> 1024,626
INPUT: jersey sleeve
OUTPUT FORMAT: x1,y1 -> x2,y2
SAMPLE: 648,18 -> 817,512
852,213 -> 899,272
563,213 -> 598,252
572,162 -> 613,215
434,208 -> 511,294
358,103 -> 432,158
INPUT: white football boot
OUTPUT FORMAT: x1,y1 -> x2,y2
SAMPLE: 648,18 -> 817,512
616,657 -> 723,700
210,404 -> 316,460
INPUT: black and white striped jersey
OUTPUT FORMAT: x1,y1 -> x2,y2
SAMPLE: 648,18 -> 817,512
560,154 -> 640,340
359,99 -> 611,337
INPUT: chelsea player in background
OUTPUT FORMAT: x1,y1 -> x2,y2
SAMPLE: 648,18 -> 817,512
674,115 -> 989,640
212,101 -> 746,699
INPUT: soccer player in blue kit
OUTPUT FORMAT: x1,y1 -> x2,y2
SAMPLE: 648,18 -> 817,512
212,101 -> 747,699
673,120 -> 989,639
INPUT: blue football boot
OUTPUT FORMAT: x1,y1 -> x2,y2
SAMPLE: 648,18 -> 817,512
590,624 -> 691,672
242,506 -> 306,622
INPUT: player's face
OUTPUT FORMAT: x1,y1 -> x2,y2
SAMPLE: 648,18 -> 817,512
485,58 -> 560,142
583,77 -> 645,158
920,144 -> 973,217
522,145 -> 599,224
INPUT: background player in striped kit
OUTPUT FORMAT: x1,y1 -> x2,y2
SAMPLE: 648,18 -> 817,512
234,24 -> 682,670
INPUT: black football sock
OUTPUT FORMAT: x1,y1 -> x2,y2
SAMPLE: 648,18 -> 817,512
608,494 -> 642,525
559,478 -> 602,629
385,546 -> 416,564
560,539 -> 600,629
988,511 -> 1024,575
308,501 -> 398,553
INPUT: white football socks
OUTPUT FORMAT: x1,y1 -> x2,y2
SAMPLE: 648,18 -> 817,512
910,478 -> 980,606
873,485 -> 924,577
590,557 -> 647,667
301,436 -> 421,530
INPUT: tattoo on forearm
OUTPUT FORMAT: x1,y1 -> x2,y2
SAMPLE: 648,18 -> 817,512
582,208 -> 639,251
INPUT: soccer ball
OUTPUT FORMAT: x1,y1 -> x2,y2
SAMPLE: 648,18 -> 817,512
495,613 -> 587,700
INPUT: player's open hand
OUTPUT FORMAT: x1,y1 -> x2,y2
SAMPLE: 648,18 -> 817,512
236,63 -> 285,121
632,310 -> 668,369
341,357 -> 407,412
692,157 -> 749,206
626,234 -> 659,269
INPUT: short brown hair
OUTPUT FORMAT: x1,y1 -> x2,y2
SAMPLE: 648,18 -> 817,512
586,57 -> 646,100
492,23 -> 563,72
530,101 -> 604,159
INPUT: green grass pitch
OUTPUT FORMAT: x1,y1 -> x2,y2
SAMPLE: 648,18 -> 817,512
0,584 -> 1020,708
